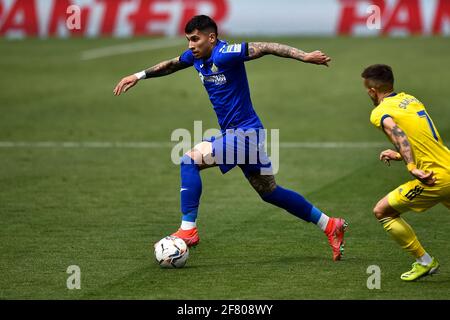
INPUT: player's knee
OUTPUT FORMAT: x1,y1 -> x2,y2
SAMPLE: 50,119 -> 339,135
183,142 -> 214,167
373,204 -> 386,220
182,150 -> 201,165
373,195 -> 399,220
193,141 -> 212,155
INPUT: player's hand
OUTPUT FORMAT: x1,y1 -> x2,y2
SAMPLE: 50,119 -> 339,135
113,75 -> 139,96
379,149 -> 402,166
410,168 -> 436,186
304,51 -> 331,66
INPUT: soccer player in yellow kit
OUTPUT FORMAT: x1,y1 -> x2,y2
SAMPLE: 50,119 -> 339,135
361,64 -> 450,281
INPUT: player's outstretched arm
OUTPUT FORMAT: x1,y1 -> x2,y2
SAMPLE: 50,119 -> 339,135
247,42 -> 331,66
113,57 -> 190,96
382,117 -> 436,186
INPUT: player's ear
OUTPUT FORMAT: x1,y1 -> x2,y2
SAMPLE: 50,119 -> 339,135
208,32 -> 217,44
363,79 -> 375,93
368,87 -> 377,96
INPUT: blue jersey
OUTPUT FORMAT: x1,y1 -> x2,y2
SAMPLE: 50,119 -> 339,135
179,40 -> 263,131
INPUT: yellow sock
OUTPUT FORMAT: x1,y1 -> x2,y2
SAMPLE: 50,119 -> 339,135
379,217 -> 426,258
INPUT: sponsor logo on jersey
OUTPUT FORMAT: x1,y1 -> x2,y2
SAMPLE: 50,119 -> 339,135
199,72 -> 227,85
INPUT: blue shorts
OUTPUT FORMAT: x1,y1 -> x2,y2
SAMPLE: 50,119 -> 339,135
204,128 -> 272,176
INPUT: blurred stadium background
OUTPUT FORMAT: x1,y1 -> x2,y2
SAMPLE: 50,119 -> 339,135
1,0 -> 449,299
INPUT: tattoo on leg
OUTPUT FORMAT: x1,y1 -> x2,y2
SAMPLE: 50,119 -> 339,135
247,173 -> 277,196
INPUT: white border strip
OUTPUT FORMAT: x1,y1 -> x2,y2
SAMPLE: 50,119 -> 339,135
0,141 -> 387,149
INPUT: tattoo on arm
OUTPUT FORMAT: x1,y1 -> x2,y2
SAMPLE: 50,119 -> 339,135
392,126 -> 406,138
389,125 -> 414,164
144,57 -> 190,78
247,42 -> 307,61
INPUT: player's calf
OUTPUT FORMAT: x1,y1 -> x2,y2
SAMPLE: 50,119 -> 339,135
175,142 -> 216,246
245,172 -> 348,261
246,172 -> 316,223
246,172 -> 277,196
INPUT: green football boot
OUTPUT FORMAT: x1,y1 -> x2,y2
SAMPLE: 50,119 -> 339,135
400,257 -> 440,281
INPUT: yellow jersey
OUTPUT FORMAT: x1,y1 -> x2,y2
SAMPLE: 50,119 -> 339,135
370,92 -> 450,175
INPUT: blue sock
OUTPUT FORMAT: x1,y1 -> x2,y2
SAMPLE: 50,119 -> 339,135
180,155 -> 202,222
261,185 -> 314,222
309,206 -> 324,224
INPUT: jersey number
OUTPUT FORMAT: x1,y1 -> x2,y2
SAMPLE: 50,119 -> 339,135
417,110 -> 438,142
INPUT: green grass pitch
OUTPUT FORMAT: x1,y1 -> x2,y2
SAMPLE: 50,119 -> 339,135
0,36 -> 449,299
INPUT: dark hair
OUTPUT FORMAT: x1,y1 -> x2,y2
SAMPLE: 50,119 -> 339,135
185,15 -> 218,35
361,64 -> 394,92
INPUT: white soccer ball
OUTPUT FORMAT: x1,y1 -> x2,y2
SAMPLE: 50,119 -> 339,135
154,236 -> 189,268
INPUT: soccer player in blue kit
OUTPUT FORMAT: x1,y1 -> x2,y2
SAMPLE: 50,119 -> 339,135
114,15 -> 347,261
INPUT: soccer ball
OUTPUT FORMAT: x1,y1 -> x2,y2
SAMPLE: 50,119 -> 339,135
154,236 -> 189,268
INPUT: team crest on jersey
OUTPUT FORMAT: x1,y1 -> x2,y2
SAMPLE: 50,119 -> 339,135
211,63 -> 219,73
220,44 -> 242,53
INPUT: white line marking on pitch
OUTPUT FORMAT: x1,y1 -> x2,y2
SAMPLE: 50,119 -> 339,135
0,141 -> 387,149
81,38 -> 186,60
280,142 -> 387,148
